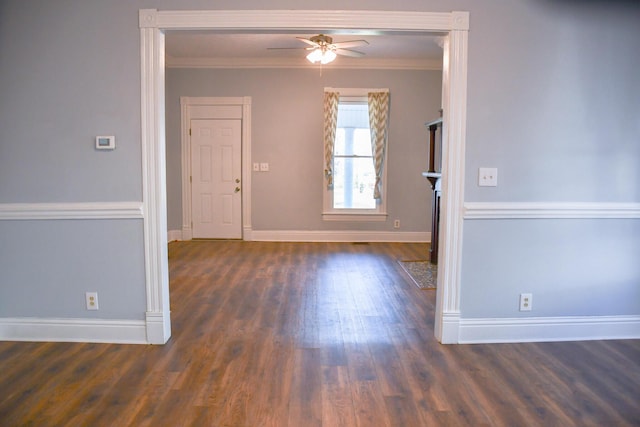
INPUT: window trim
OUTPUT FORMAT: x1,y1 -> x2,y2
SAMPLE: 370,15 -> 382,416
322,87 -> 389,221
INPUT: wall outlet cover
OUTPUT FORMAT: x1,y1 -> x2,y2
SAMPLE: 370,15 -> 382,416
85,292 -> 99,310
519,293 -> 532,311
478,167 -> 498,187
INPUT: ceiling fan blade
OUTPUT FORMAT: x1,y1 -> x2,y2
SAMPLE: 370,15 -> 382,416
267,47 -> 312,50
334,48 -> 366,58
296,37 -> 320,47
332,40 -> 369,49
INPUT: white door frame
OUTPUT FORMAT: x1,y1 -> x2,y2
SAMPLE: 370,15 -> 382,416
139,9 -> 469,345
180,97 -> 252,241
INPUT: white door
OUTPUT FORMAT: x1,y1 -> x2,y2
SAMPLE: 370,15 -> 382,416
191,119 -> 242,239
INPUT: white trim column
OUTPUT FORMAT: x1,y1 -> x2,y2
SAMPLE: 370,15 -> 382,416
179,97 -> 192,241
140,22 -> 171,344
434,12 -> 469,343
242,96 -> 253,240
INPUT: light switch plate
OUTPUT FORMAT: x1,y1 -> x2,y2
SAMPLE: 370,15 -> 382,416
478,167 -> 498,187
260,163 -> 269,172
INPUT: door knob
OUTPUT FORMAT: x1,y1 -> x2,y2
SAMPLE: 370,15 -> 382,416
234,187 -> 241,193
235,178 -> 240,183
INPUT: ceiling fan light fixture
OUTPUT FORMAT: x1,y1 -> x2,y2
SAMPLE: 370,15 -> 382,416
306,48 -> 337,64
305,49 -> 322,63
321,50 -> 337,64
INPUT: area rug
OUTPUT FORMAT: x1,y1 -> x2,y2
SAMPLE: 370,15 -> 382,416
398,260 -> 437,290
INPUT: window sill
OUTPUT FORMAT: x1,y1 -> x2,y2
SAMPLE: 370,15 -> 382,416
322,211 -> 388,222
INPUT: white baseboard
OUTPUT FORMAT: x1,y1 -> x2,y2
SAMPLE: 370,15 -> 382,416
0,317 -> 148,344
145,311 -> 171,345
458,315 -> 640,344
249,230 -> 430,242
438,311 -> 461,344
168,229 -> 183,241
169,229 -> 429,243
168,228 -> 193,241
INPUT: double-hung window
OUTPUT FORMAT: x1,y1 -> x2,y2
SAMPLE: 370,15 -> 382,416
323,88 -> 390,221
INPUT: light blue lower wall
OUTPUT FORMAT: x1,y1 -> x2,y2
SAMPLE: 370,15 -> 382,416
0,219 -> 146,320
461,218 -> 640,318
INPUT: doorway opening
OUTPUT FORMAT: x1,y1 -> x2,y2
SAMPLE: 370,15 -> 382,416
139,9 -> 469,345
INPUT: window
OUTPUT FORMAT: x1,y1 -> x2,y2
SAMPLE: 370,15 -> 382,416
334,103 -> 376,210
323,89 -> 389,221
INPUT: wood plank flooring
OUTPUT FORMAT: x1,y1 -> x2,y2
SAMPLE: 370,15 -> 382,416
1,241 -> 639,426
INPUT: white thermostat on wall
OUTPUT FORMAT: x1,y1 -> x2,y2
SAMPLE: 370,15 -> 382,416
95,135 -> 115,150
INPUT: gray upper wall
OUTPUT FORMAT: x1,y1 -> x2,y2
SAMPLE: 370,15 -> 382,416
464,0 -> 640,203
2,0 -> 637,204
0,1 -> 143,203
165,68 -> 442,232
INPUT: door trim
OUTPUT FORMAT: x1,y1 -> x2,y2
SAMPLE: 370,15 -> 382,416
180,97 -> 252,241
139,9 -> 468,345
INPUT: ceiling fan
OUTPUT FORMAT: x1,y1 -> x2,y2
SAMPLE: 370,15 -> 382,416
268,34 -> 369,64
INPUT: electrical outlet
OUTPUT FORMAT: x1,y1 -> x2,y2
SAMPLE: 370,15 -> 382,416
393,219 -> 400,229
86,292 -> 99,310
478,167 -> 498,187
519,293 -> 532,311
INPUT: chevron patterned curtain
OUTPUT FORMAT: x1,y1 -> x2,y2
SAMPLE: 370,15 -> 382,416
368,91 -> 390,200
323,91 -> 340,188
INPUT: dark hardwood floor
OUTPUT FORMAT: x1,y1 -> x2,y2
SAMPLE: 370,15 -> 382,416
1,241 -> 639,426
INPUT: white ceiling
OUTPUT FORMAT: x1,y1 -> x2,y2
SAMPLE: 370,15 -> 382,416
165,31 -> 445,69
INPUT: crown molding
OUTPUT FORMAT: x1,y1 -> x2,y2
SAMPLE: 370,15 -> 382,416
165,55 -> 442,70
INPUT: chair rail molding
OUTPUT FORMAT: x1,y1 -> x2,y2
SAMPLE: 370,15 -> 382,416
140,8 -> 470,345
0,202 -> 143,220
464,202 -> 640,219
